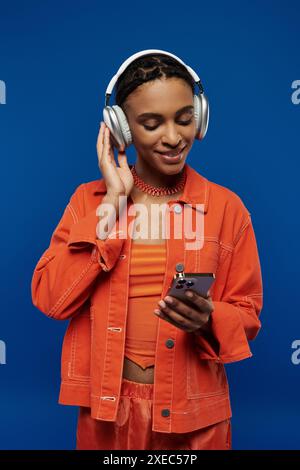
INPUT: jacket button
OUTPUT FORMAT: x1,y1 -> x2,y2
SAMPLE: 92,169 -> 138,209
119,254 -> 126,259
161,409 -> 170,417
165,339 -> 174,349
175,263 -> 184,272
174,204 -> 182,214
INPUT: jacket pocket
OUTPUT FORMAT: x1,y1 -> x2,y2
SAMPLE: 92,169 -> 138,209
61,309 -> 91,382
186,343 -> 228,398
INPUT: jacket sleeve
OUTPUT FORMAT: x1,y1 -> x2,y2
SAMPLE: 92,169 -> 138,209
193,215 -> 263,364
31,183 -> 126,321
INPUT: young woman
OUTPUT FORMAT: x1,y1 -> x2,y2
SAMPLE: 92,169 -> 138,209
31,51 -> 263,450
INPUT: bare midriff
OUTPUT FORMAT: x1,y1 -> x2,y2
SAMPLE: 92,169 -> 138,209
122,357 -> 155,384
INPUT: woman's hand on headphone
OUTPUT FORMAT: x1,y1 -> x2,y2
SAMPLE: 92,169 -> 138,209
97,122 -> 134,197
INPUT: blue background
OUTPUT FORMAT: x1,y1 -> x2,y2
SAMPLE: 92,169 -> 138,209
0,0 -> 299,450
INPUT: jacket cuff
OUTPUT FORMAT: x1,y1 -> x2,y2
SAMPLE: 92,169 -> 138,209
193,301 -> 253,364
67,209 -> 125,272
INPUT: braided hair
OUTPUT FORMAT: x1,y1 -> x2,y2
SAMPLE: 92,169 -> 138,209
115,54 -> 195,109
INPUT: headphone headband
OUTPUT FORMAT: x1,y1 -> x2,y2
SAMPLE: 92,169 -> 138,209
105,49 -> 203,106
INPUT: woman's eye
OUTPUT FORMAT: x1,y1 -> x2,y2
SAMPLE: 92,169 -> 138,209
143,125 -> 159,131
143,119 -> 193,131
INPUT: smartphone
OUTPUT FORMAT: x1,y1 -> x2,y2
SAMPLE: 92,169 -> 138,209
166,273 -> 215,305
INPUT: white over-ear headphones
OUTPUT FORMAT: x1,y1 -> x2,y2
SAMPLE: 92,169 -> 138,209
103,49 -> 209,151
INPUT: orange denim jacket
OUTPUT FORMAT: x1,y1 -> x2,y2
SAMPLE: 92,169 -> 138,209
31,163 -> 263,433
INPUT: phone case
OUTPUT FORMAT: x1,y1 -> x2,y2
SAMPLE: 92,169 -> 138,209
167,272 -> 215,305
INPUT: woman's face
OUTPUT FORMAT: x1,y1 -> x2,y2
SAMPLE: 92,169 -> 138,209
122,77 -> 196,176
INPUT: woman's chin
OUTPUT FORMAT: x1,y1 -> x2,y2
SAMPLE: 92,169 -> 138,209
160,158 -> 187,175
135,150 -> 187,174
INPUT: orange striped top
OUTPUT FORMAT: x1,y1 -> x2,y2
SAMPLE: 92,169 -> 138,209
124,242 -> 167,369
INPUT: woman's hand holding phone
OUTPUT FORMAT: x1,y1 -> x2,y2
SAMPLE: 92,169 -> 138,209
154,289 -> 214,335
96,122 -> 134,197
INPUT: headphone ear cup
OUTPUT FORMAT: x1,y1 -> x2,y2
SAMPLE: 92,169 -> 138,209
193,93 -> 209,140
112,105 -> 133,148
103,105 -> 132,150
193,94 -> 201,139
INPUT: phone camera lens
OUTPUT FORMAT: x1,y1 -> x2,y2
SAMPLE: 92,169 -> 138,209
178,279 -> 186,284
186,281 -> 194,286
176,284 -> 183,289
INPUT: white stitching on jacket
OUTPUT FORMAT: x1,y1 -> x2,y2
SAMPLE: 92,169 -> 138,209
48,253 -> 97,318
67,203 -> 78,224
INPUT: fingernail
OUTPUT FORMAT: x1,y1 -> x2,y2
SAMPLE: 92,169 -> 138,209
185,291 -> 193,297
158,300 -> 166,308
165,296 -> 173,303
154,309 -> 161,316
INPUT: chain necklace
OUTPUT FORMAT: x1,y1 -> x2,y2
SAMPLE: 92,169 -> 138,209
131,164 -> 187,197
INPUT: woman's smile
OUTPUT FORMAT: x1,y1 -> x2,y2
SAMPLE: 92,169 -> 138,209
154,147 -> 186,164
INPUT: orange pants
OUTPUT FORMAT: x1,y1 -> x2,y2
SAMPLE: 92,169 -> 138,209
76,378 -> 232,450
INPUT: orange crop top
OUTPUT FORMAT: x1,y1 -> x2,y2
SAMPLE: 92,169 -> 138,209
124,242 -> 167,369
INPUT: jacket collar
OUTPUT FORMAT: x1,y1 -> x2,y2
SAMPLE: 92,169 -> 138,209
92,163 -> 210,213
